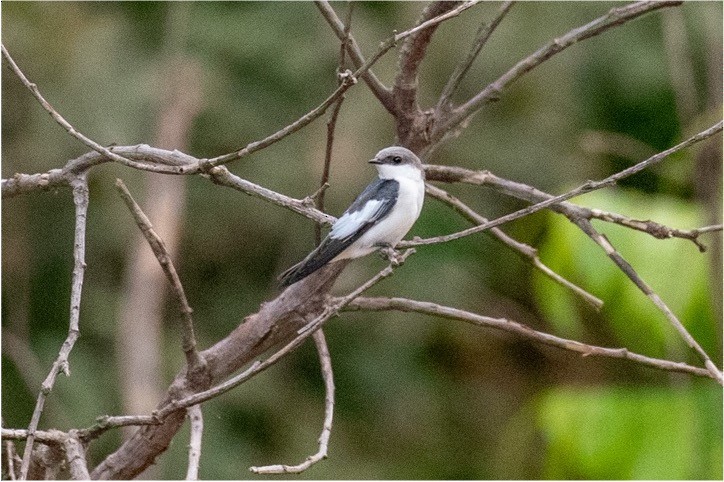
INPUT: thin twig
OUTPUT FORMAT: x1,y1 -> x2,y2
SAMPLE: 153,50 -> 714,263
76,414 -> 161,443
314,1 -> 395,114
343,296 -> 715,379
152,249 -> 414,420
585,210 -> 721,252
436,0 -> 515,112
185,406 -> 203,480
62,433 -> 90,480
570,217 -> 722,383
249,329 -> 335,474
1,44 -> 172,175
425,165 -> 722,250
198,1 -> 483,174
316,3 -> 353,245
19,175 -> 89,481
402,121 -> 722,248
433,1 -> 682,144
426,184 -> 603,309
114,179 -> 204,373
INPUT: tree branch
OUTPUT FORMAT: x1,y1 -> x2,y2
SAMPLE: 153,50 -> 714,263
185,406 -> 203,481
1,44 -> 170,175
314,1 -> 395,114
425,183 -> 603,310
432,1 -> 683,145
394,1 -> 465,140
19,175 -> 89,481
436,0 -> 515,113
403,121 -> 722,248
249,329 -> 335,474
62,433 -> 90,481
343,296 -> 715,379
114,179 -> 205,374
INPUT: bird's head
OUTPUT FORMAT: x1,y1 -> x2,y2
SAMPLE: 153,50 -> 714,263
369,146 -> 424,181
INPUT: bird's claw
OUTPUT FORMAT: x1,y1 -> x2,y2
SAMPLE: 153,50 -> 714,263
378,245 -> 403,266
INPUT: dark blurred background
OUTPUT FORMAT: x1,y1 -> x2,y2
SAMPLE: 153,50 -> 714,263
2,2 -> 722,479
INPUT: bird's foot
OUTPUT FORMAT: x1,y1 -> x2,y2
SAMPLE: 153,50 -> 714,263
378,244 -> 403,266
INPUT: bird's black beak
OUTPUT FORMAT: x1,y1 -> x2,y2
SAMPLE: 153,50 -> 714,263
368,158 -> 382,164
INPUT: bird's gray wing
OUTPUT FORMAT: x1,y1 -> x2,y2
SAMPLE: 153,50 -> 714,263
279,178 -> 399,287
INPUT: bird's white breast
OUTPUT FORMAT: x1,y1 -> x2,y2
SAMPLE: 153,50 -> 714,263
336,169 -> 424,260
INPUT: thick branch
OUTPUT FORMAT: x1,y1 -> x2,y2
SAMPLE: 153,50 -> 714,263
90,260 -> 349,479
394,2 -> 464,131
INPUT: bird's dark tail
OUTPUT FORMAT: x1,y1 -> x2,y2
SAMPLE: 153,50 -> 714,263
278,240 -> 345,288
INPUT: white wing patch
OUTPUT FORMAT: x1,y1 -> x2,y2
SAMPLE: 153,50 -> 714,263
330,199 -> 384,240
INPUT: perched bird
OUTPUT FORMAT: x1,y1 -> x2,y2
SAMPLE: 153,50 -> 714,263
279,146 -> 425,287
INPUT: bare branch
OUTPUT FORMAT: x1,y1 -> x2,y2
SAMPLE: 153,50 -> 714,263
249,329 -> 335,474
314,1 -> 395,114
185,406 -> 203,481
570,217 -> 722,383
433,1 -> 683,144
91,260 -> 349,479
425,183 -> 603,310
114,179 -> 205,374
425,165 -> 721,249
1,44 -> 171,175
403,121 -> 722,247
62,433 -> 90,481
19,175 -> 89,480
343,296 -> 715,380
584,211 -> 720,252
153,249 -> 414,419
425,163 -> 724,383
436,1 -> 515,112
316,5 -> 353,245
394,1 -> 465,130
4,438 -> 19,480
3,146 -> 337,229
76,415 -> 161,443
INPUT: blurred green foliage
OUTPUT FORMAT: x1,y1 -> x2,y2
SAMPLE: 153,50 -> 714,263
2,2 -> 722,479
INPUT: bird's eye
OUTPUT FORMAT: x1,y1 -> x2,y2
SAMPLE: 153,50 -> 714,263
392,156 -> 402,164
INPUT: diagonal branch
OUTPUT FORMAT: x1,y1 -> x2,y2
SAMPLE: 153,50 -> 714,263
426,183 -> 603,309
114,179 -> 205,375
436,0 -> 515,113
18,174 -> 89,480
1,45 -> 168,175
570,217 -> 722,383
153,249 -> 415,418
432,1 -> 683,146
314,1 -> 395,114
403,121 -> 722,248
343,297 -> 715,379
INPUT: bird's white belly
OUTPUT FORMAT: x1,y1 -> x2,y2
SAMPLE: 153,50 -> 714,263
335,177 -> 424,260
